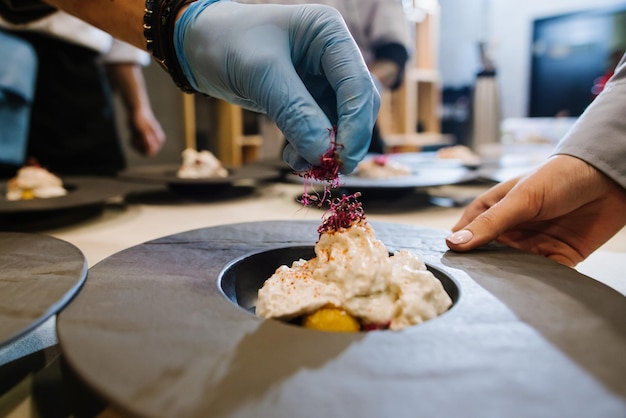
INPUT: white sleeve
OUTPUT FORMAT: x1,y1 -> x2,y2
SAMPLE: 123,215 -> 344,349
101,39 -> 151,66
0,11 -> 114,54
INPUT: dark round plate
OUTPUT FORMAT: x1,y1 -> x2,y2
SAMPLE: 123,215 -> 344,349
287,156 -> 478,191
56,221 -> 626,417
384,151 -> 482,170
0,177 -> 134,213
0,176 -> 151,231
117,163 -> 279,193
0,232 -> 87,348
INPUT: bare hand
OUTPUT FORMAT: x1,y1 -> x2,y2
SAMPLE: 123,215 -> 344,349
129,108 -> 166,156
446,155 -> 626,266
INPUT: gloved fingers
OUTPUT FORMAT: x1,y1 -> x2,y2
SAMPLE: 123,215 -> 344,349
313,11 -> 380,173
176,2 -> 336,169
278,5 -> 380,173
225,6 -> 349,170
324,57 -> 380,173
282,143 -> 311,172
253,67 -> 337,171
225,3 -> 378,173
176,2 -> 378,173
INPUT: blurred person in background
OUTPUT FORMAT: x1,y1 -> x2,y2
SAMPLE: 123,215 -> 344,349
0,8 -> 165,177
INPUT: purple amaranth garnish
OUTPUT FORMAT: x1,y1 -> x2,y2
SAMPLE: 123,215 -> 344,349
296,126 -> 343,207
318,192 -> 366,235
294,126 -> 366,235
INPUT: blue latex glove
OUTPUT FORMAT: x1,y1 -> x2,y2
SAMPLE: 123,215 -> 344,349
175,0 -> 380,173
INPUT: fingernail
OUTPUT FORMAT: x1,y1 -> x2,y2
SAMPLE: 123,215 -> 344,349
447,229 -> 474,245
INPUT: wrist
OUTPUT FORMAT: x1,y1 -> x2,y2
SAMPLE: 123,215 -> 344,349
143,0 -> 198,93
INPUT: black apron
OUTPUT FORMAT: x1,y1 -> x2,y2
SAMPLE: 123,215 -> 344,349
10,30 -> 125,176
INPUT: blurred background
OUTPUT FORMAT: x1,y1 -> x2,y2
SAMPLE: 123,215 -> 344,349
118,0 -> 626,168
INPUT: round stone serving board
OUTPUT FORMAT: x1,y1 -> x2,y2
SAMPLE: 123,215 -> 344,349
0,232 -> 87,348
56,221 -> 626,418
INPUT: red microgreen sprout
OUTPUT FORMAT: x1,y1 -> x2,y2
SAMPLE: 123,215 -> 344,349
318,192 -> 366,235
294,126 -> 367,236
296,126 -> 343,208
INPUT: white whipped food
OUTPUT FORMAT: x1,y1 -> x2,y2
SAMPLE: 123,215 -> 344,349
355,155 -> 411,178
5,166 -> 67,200
256,222 -> 453,330
176,148 -> 228,179
437,145 -> 481,166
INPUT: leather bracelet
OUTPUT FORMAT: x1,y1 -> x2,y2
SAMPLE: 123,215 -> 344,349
143,0 -> 198,94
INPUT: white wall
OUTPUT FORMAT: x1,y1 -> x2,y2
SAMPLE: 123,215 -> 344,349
439,0 -> 626,118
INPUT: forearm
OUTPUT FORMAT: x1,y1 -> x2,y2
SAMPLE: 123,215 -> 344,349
106,63 -> 151,113
106,62 -> 165,156
42,0 -> 146,49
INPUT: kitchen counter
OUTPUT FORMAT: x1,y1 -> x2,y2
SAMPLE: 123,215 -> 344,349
1,179 -> 625,417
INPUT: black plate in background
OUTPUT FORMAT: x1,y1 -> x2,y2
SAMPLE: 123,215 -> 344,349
117,163 -> 280,195
0,176 -> 155,231
259,152 -> 481,182
381,151 -> 482,170
286,156 -> 479,191
0,232 -> 87,349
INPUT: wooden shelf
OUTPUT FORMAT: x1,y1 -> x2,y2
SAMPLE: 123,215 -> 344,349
213,100 -> 263,166
378,1 -> 443,153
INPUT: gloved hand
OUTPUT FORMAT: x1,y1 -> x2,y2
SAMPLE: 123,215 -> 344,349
174,0 -> 380,173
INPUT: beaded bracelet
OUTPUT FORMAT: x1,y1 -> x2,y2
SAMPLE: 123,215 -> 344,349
143,0 -> 198,94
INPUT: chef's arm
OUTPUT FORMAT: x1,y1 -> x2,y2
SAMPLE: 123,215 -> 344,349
42,0 -> 147,50
106,62 -> 166,156
106,63 -> 151,116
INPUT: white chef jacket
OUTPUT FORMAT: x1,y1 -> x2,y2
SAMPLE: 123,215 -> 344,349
0,11 -> 150,65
